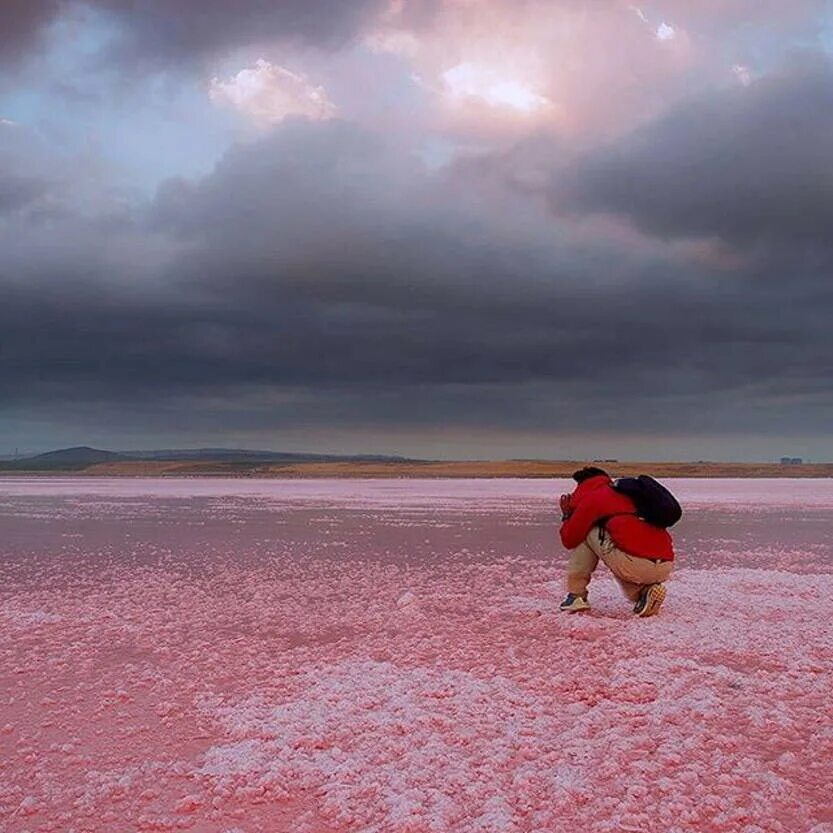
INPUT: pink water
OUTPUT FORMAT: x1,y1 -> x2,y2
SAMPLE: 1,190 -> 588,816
1,478 -> 832,833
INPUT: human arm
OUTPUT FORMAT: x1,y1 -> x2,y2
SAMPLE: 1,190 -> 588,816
559,496 -> 602,550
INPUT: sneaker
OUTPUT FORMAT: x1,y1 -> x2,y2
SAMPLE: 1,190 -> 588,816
633,583 -> 666,617
559,593 -> 590,613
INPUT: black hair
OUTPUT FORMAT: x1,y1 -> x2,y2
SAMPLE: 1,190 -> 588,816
572,466 -> 609,484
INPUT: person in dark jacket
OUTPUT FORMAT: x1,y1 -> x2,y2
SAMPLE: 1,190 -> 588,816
558,467 -> 674,617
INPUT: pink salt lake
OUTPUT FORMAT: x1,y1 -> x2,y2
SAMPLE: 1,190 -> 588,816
1,477 -> 832,833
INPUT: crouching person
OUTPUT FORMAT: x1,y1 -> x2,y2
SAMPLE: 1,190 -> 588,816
558,467 -> 676,617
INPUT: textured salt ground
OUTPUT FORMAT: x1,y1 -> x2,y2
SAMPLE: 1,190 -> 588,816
1,479 -> 833,833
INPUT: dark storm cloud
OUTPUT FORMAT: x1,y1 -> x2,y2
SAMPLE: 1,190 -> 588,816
560,57 -> 833,247
0,0 -> 62,66
0,117 -> 621,397
659,0 -> 829,33
0,0 -> 385,68
0,172 -> 47,214
97,0 -> 387,67
2,118 -> 832,439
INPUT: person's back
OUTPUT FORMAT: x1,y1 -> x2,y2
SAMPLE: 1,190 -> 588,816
559,474 -> 674,560
557,467 -> 676,616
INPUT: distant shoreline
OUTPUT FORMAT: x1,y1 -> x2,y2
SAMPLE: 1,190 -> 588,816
2,460 -> 832,478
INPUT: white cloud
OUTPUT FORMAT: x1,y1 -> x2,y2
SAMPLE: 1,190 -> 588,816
656,22 -> 676,41
364,29 -> 420,57
732,64 -> 753,86
441,62 -> 549,113
630,8 -> 677,43
209,60 -> 335,126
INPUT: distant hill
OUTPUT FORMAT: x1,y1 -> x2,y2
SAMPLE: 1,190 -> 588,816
0,446 -> 417,472
33,446 -> 123,464
0,446 -> 127,470
3,448 -> 831,477
117,448 -> 414,463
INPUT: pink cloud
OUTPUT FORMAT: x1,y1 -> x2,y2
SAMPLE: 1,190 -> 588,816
361,0 -> 706,143
209,59 -> 336,126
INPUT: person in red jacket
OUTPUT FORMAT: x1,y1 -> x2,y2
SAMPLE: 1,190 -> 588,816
558,467 -> 674,617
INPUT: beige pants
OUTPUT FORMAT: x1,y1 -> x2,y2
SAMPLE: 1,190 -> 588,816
566,526 -> 672,602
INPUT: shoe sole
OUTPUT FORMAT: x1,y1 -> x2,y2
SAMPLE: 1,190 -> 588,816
636,583 -> 666,617
560,604 -> 591,614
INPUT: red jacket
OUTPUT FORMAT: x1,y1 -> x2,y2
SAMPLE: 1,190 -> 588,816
559,475 -> 675,561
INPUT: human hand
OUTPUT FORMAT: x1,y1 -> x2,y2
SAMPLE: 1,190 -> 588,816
559,494 -> 572,518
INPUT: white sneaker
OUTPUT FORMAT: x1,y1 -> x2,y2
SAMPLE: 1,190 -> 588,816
559,593 -> 590,613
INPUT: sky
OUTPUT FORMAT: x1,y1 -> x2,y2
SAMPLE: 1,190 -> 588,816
1,0 -> 832,460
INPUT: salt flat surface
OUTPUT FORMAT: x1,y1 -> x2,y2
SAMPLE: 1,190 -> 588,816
1,478 -> 832,833
3,475 -> 833,507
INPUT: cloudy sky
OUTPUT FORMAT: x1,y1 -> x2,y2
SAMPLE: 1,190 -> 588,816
1,0 -> 832,460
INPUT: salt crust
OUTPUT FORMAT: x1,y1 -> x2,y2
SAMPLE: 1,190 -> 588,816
1,479 -> 832,832
2,560 -> 831,833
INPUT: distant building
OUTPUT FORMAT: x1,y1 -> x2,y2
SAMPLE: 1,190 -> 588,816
780,457 -> 803,465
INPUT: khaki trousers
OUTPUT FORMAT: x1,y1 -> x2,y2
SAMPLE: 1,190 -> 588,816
566,526 -> 672,602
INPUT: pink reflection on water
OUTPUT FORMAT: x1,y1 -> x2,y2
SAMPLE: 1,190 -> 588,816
4,476 -> 833,507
